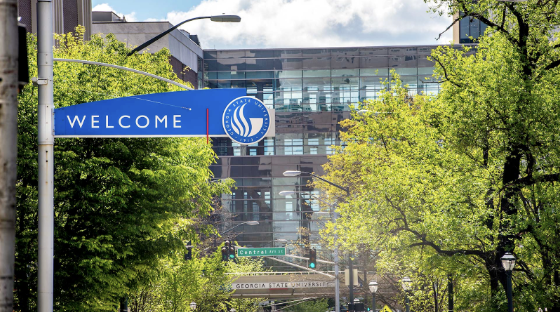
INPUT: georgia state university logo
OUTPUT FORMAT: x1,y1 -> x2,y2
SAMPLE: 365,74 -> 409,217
222,96 -> 270,145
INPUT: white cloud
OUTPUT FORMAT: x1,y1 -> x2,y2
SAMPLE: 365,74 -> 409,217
92,3 -> 137,22
160,0 -> 453,49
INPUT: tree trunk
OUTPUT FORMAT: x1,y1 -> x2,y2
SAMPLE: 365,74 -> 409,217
0,0 -> 19,311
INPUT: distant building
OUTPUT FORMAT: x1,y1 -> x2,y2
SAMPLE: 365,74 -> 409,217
17,0 -> 92,38
202,46 -> 475,251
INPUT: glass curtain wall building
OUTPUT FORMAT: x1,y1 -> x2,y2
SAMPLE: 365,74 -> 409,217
203,45 -> 469,251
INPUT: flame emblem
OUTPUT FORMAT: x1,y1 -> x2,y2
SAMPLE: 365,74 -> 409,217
231,104 -> 264,137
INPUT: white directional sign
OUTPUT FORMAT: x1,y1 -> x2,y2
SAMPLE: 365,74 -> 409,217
232,281 -> 335,290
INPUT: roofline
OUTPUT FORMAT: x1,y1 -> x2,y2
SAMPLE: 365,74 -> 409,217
203,43 -> 478,52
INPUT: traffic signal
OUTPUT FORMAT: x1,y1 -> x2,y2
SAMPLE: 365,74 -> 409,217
184,241 -> 192,261
18,24 -> 29,94
308,248 -> 317,269
228,243 -> 236,260
222,241 -> 230,261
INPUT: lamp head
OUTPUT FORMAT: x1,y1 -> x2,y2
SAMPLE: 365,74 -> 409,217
279,190 -> 296,196
283,170 -> 302,177
369,281 -> 379,293
210,14 -> 241,22
402,277 -> 412,291
501,252 -> 516,271
245,221 -> 259,225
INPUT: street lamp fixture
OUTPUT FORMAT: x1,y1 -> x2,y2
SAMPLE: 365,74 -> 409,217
283,170 -> 302,177
501,252 -> 516,312
190,301 -> 197,310
369,281 -> 378,293
369,281 -> 379,312
402,277 -> 412,312
501,252 -> 516,271
127,14 -> 242,56
401,276 -> 412,291
245,221 -> 259,226
278,190 -> 296,196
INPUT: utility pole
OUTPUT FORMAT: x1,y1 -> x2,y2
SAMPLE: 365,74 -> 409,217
0,0 -> 19,311
37,0 -> 55,311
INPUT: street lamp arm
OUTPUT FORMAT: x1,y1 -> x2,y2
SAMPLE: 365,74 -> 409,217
126,16 -> 212,57
219,221 -> 258,235
220,223 -> 243,235
307,172 -> 350,196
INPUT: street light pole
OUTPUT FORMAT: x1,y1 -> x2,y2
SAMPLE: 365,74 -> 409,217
501,252 -> 516,312
369,281 -> 378,312
283,170 -> 350,312
37,1 -> 55,311
126,14 -> 241,57
402,277 -> 412,312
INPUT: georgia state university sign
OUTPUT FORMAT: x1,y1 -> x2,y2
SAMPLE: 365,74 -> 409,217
54,89 -> 274,144
222,96 -> 270,144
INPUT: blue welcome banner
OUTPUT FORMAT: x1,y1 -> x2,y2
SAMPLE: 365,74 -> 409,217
54,89 -> 247,138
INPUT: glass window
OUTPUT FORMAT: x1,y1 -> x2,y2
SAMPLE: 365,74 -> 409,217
277,79 -> 302,91
217,50 -> 246,58
360,56 -> 389,68
360,68 -> 389,77
246,50 -> 276,58
302,49 -> 330,57
302,57 -> 331,70
390,55 -> 417,68
418,67 -> 435,75
245,71 -> 275,79
217,71 -> 245,79
203,51 -> 217,59
303,70 -> 330,78
303,78 -> 331,91
331,56 -> 360,69
277,58 -> 303,70
331,48 -> 359,56
400,75 -> 418,89
359,48 -> 388,56
394,68 -> 417,75
276,70 -> 302,78
246,58 -> 276,71
470,16 -> 480,38
460,16 -> 470,41
204,72 -> 218,79
278,50 -> 302,57
331,69 -> 359,77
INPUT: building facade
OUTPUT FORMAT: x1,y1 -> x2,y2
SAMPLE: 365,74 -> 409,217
202,46 -> 457,251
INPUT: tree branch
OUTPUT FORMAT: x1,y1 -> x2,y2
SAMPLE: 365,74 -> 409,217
544,59 -> 560,71
512,173 -> 560,188
408,240 -> 486,258
431,56 -> 462,88
436,16 -> 462,41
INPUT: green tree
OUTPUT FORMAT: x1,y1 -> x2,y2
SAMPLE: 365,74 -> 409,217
285,298 -> 329,312
128,248 -> 266,312
15,28 -> 231,311
319,0 -> 560,307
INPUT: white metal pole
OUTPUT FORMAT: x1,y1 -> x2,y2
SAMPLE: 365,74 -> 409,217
0,0 -> 19,311
37,0 -> 54,311
333,208 -> 340,312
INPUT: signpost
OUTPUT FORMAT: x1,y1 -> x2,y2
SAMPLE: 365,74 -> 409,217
237,247 -> 286,257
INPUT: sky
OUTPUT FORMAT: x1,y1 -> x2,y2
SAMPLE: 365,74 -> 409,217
91,0 -> 454,50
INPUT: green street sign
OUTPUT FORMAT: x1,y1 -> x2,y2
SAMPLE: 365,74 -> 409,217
237,247 -> 286,257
